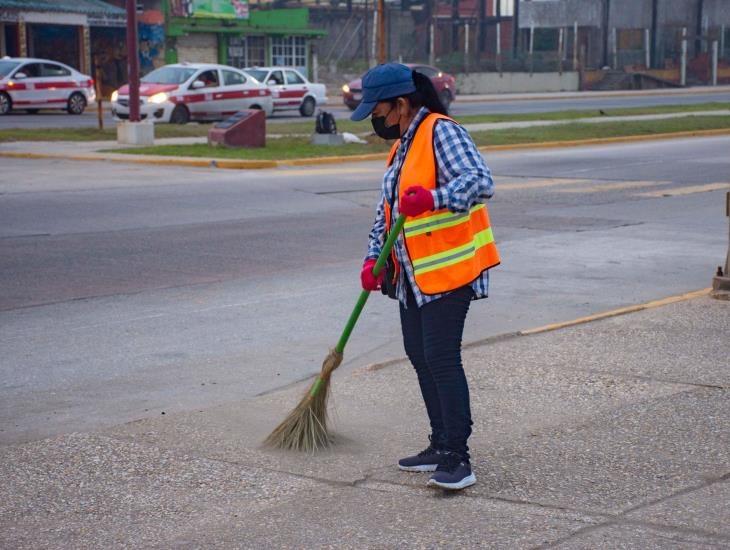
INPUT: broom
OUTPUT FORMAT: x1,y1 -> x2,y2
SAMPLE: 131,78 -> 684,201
264,214 -> 407,452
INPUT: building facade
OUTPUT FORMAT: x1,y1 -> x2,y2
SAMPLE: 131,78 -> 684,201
0,0 -> 126,76
164,3 -> 325,78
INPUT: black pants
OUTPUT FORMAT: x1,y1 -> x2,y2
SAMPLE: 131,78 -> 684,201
399,283 -> 474,460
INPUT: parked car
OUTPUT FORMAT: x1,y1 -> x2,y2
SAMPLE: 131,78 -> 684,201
243,67 -> 327,117
111,63 -> 273,124
0,56 -> 95,115
342,64 -> 456,113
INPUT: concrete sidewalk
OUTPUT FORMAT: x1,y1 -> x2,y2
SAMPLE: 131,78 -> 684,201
1,293 -> 728,548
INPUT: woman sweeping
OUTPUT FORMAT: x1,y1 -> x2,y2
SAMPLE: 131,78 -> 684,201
354,63 -> 500,491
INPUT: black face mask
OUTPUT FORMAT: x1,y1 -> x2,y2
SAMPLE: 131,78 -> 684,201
371,107 -> 402,140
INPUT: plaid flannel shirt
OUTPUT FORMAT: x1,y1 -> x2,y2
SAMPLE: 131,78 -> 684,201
366,107 -> 496,308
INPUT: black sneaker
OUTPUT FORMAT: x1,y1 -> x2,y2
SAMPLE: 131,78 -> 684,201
398,444 -> 443,472
427,452 -> 476,490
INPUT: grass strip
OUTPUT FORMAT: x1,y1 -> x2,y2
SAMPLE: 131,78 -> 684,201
106,135 -> 391,160
105,115 -> 730,161
1,101 -> 728,142
0,124 -> 213,143
265,101 -> 730,134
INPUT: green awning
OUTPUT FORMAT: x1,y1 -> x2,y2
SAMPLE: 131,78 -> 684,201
0,0 -> 125,16
168,19 -> 326,37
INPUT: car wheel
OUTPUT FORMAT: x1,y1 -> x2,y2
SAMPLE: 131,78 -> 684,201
439,90 -> 452,114
170,104 -> 190,124
25,109 -> 40,114
299,97 -> 315,117
67,92 -> 86,115
0,92 -> 12,115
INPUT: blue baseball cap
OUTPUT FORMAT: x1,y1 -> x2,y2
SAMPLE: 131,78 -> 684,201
350,63 -> 417,121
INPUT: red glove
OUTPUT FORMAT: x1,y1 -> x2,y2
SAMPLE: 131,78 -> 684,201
400,186 -> 434,217
360,258 -> 384,291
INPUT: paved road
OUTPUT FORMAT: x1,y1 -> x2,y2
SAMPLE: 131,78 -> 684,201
1,90 -> 728,129
1,136 -> 728,443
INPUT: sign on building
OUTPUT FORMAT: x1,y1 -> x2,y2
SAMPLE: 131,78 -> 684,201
169,0 -> 248,20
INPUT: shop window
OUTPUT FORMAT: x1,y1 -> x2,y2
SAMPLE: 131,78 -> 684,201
228,36 -> 266,68
270,36 -> 307,71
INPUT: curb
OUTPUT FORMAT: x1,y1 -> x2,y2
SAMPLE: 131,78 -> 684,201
2,128 -> 729,169
476,128 -> 730,153
365,288 -> 711,372
454,86 -> 730,103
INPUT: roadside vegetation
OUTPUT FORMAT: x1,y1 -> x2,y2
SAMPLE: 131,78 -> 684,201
0,101 -> 728,143
106,115 -> 730,161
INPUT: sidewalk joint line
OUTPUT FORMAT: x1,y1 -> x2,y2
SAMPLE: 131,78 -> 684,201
537,471 -> 730,548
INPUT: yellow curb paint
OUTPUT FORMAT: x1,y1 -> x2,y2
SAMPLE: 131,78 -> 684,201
478,128 -> 730,154
278,152 -> 388,166
520,288 -> 711,336
2,127 -> 729,170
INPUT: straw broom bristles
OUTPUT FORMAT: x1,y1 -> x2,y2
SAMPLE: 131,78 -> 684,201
263,348 -> 343,451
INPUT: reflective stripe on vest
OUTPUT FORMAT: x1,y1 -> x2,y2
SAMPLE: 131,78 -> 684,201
384,112 -> 500,295
412,227 -> 494,275
404,203 -> 486,237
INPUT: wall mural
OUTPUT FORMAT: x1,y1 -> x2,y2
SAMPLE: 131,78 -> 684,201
139,9 -> 166,74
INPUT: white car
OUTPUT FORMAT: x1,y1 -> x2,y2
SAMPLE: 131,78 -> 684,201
244,67 -> 327,117
0,57 -> 95,115
111,63 -> 273,124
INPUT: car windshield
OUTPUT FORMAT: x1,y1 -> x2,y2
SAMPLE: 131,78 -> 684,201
244,69 -> 268,83
0,60 -> 20,77
141,66 -> 196,84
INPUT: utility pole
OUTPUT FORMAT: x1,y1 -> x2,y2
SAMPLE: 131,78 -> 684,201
476,0 -> 485,56
125,0 -> 140,122
695,0 -> 704,56
512,0 -> 520,57
650,0 -> 658,68
452,0 -> 459,53
377,0 -> 386,63
601,0 -> 610,68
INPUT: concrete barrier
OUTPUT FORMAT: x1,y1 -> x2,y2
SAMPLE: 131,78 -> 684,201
456,72 -> 580,94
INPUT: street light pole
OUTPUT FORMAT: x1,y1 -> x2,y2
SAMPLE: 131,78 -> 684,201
377,0 -> 386,63
125,0 -> 140,123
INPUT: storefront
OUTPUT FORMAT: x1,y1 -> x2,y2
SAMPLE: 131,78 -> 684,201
165,5 -> 325,80
0,0 -> 126,75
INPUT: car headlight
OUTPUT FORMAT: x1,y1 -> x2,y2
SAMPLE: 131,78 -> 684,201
148,92 -> 169,104
111,90 -> 118,102
342,84 -> 350,93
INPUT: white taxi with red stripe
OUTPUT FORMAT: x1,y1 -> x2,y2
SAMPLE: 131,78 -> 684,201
0,57 -> 95,115
111,63 -> 273,124
243,67 -> 327,117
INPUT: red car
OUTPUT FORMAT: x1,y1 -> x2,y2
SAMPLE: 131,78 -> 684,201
342,64 -> 456,113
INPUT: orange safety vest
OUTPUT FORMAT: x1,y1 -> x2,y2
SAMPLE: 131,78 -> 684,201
383,112 -> 500,295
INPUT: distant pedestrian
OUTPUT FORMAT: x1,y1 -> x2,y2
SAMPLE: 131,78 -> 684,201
353,63 -> 500,491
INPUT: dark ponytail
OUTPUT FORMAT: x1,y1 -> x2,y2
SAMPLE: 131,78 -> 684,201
408,71 -> 448,115
386,70 -> 448,115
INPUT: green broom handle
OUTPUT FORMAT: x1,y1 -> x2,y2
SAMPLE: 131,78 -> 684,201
334,214 -> 407,354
